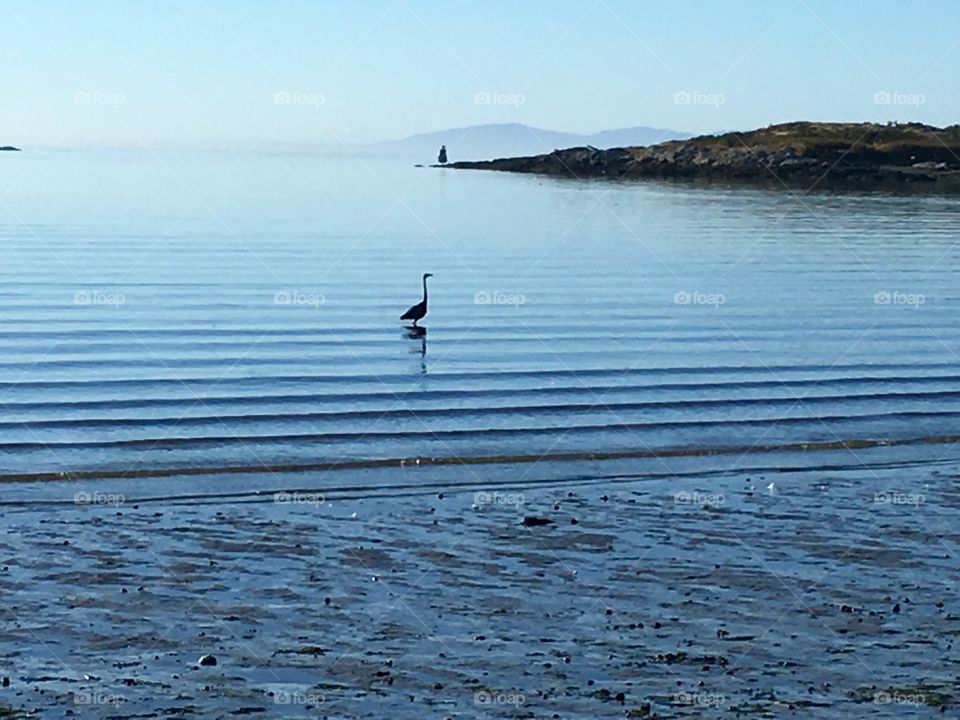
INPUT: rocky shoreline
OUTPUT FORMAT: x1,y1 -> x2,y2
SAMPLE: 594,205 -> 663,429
444,122 -> 960,192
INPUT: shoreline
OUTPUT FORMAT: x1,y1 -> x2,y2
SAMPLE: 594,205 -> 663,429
442,121 -> 960,193
1,430 -> 958,484
0,462 -> 956,717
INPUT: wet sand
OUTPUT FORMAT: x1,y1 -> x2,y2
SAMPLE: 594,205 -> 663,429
0,463 -> 957,718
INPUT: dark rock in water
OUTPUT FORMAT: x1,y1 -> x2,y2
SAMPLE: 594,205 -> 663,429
1,676 -> 8,686
0,146 -> 20,152
198,654 -> 218,666
522,516 -> 553,527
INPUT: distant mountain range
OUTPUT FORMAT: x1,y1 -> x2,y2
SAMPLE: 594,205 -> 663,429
368,123 -> 691,161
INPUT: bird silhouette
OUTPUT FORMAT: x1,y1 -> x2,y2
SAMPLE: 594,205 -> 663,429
401,273 -> 433,327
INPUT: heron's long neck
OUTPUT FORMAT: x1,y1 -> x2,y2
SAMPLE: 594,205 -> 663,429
422,277 -> 429,302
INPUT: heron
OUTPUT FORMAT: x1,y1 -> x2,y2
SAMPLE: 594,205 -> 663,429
401,273 -> 433,327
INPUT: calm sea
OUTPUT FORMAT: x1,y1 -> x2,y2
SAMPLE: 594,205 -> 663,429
2,147 -> 959,501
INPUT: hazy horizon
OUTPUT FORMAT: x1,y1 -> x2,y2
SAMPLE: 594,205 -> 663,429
3,121 -> 695,152
4,0 -> 959,148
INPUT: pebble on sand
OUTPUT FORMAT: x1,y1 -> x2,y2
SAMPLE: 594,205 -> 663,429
522,516 -> 553,527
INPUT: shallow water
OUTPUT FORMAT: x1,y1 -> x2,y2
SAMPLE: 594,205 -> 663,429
1,147 -> 959,492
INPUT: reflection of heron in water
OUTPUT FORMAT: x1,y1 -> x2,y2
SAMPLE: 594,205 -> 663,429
400,273 -> 433,328
404,326 -> 427,373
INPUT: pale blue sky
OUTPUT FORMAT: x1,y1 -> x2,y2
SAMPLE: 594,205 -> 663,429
3,0 -> 958,146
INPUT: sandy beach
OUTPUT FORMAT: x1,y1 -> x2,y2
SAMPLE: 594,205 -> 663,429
0,459 -> 956,719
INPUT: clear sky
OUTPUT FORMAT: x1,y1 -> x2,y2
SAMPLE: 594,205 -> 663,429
3,0 -> 959,147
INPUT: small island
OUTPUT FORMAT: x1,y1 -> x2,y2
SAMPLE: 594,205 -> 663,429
0,146 -> 21,152
444,122 -> 960,192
